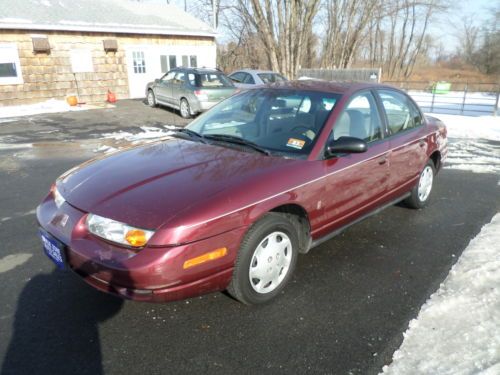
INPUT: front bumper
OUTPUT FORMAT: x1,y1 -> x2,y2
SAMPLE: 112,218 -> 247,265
37,192 -> 247,302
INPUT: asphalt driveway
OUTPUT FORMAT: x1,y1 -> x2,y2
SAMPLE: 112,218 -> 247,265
0,101 -> 498,374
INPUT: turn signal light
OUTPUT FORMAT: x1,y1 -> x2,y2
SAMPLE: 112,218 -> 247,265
183,247 -> 228,269
125,229 -> 148,247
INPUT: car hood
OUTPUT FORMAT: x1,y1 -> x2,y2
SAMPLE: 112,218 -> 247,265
58,138 -> 295,230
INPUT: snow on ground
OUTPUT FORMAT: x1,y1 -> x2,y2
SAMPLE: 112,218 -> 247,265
0,99 -> 112,121
428,114 -> 500,174
381,213 -> 500,375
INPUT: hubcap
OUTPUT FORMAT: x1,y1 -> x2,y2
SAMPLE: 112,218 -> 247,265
249,231 -> 292,294
181,100 -> 189,117
147,92 -> 154,106
418,165 -> 433,202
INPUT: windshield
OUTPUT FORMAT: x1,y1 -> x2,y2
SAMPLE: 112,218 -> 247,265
187,88 -> 340,158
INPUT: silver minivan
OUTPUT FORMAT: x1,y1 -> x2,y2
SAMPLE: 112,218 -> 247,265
146,68 -> 236,118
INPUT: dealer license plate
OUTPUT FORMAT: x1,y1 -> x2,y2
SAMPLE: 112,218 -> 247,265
39,229 -> 66,269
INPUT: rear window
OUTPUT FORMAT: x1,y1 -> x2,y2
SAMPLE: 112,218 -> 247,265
257,73 -> 287,83
195,73 -> 233,88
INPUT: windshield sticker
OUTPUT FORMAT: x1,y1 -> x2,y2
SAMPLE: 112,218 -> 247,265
286,138 -> 306,150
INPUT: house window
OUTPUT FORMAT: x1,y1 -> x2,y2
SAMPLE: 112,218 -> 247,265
132,51 -> 146,74
169,55 -> 177,69
0,44 -> 23,85
190,55 -> 197,68
160,55 -> 168,73
182,55 -> 188,67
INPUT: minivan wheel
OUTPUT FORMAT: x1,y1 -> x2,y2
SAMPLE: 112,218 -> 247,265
228,213 -> 298,305
147,90 -> 157,107
180,98 -> 191,119
405,160 -> 436,209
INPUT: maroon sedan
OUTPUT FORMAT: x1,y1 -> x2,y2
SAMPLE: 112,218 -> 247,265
37,81 -> 448,305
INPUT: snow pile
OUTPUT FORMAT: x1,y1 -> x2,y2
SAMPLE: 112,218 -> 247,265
382,213 -> 500,375
434,114 -> 500,141
428,114 -> 500,174
0,99 -> 92,119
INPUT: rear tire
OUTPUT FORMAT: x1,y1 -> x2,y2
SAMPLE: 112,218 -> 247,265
228,213 -> 299,305
404,160 -> 436,209
147,90 -> 157,107
180,98 -> 191,119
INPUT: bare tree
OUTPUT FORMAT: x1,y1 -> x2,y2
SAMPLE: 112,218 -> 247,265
230,0 -> 321,79
320,0 -> 381,69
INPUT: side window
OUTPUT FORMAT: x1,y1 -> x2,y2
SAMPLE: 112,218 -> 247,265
173,72 -> 185,84
161,71 -> 175,82
408,99 -> 423,128
331,92 -> 383,143
187,73 -> 196,86
378,90 -> 418,134
229,72 -> 244,83
243,73 -> 255,84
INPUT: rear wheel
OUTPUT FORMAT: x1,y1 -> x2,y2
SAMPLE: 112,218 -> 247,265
180,98 -> 191,119
147,90 -> 157,107
405,160 -> 436,209
228,213 -> 298,305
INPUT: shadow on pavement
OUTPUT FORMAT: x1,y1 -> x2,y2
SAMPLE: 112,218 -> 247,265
2,263 -> 125,375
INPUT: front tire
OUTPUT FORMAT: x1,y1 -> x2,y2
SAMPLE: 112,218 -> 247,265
405,160 -> 436,209
180,98 -> 191,119
228,213 -> 299,305
147,90 -> 157,107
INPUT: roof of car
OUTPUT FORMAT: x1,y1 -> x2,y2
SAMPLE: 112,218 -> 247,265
232,69 -> 283,75
261,80 -> 396,94
173,67 -> 223,74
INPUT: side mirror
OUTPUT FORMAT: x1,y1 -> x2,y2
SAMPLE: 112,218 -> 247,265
325,136 -> 367,157
154,78 -> 160,83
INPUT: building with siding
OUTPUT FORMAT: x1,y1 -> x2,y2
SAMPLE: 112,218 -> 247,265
0,0 -> 216,106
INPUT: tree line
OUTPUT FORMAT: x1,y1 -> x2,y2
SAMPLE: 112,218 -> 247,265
183,0 -> 499,80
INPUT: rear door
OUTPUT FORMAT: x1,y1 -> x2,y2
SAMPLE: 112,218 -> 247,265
318,91 -> 390,235
376,89 -> 428,194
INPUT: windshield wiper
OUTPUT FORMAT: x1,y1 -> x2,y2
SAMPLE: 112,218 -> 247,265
168,127 -> 206,143
203,134 -> 271,155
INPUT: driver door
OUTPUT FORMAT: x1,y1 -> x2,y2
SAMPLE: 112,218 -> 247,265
156,71 -> 175,103
317,91 -> 390,236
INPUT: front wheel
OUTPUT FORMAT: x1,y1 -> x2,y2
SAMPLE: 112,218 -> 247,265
147,90 -> 157,107
180,98 -> 191,119
228,213 -> 299,305
404,160 -> 436,209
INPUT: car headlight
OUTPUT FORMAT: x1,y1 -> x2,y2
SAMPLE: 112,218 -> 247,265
52,185 -> 66,209
86,214 -> 155,248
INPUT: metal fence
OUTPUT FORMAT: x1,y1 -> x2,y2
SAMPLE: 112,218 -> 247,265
298,68 -> 382,83
384,81 -> 500,116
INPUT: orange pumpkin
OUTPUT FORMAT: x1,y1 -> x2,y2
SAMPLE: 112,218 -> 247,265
66,96 -> 78,106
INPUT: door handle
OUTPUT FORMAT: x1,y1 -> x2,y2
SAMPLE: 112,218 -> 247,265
378,155 -> 388,165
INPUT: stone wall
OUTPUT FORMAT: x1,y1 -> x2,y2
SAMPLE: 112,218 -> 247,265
0,30 -> 214,106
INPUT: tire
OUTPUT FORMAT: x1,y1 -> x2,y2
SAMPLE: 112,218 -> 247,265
404,160 -> 436,209
228,213 -> 299,305
147,90 -> 157,107
180,98 -> 191,119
